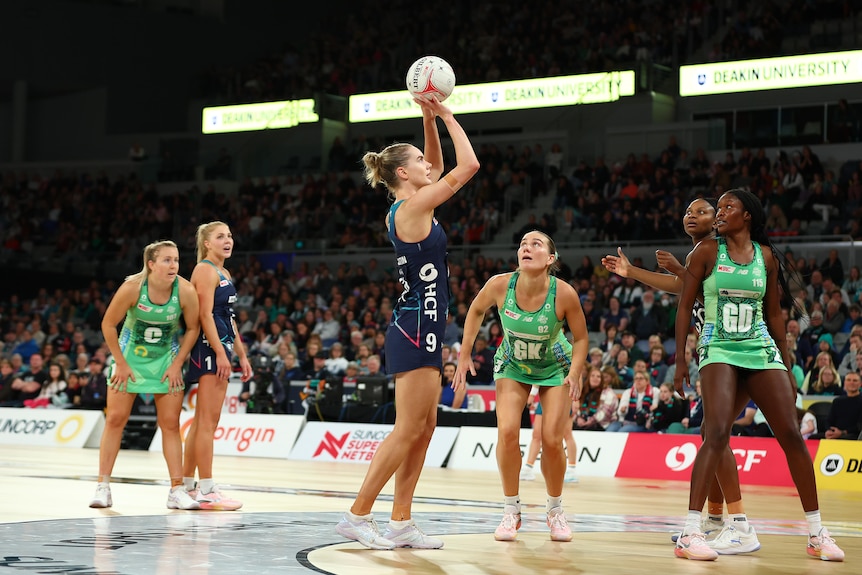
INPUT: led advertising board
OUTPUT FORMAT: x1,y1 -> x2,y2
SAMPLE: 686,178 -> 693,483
348,70 -> 636,123
680,50 -> 862,96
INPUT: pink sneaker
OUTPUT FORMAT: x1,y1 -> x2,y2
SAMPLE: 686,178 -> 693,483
807,528 -> 845,561
195,486 -> 243,511
547,509 -> 573,542
494,512 -> 521,541
675,531 -> 718,561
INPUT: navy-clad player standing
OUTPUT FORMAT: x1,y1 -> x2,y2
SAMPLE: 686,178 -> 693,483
336,94 -> 479,550
182,221 -> 252,510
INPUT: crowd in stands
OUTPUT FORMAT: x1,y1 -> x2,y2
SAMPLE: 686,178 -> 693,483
198,0 -> 710,104
2,133 -> 862,438
198,0 -> 860,106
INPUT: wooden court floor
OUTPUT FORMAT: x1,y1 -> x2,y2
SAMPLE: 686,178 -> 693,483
0,444 -> 859,574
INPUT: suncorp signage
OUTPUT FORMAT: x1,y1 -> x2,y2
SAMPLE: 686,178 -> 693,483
202,99 -> 318,133
349,70 -> 636,122
680,50 -> 862,96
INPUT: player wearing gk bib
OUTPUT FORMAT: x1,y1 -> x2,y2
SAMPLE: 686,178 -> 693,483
336,94 -> 479,550
673,189 -> 844,562
455,231 -> 588,543
602,198 -> 757,552
90,241 -> 201,511
182,222 -> 252,512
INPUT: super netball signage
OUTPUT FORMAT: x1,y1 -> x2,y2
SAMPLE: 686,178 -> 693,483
150,412 -> 305,458
289,422 -> 458,466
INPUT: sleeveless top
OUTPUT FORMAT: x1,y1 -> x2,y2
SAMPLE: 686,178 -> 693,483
493,272 -> 572,385
202,259 -> 237,346
387,201 -> 450,340
698,238 -> 785,370
117,277 -> 181,389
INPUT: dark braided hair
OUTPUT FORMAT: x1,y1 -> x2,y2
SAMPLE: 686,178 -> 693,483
722,188 -> 803,315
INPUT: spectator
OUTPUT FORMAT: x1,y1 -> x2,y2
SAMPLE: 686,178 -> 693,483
619,330 -> 645,366
646,345 -> 669,387
325,342 -> 349,376
613,348 -> 634,389
647,382 -> 686,433
820,249 -> 844,286
78,357 -> 108,410
628,290 -> 666,341
439,362 -> 467,409
731,400 -> 758,436
607,370 -> 658,432
23,362 -> 67,408
0,359 -> 17,405
809,372 -> 862,440
574,365 -> 619,431
667,379 -> 705,435
466,335 -> 495,385
809,364 -> 844,396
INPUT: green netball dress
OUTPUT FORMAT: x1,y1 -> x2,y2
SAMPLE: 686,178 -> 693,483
493,272 -> 572,386
113,278 -> 183,393
697,238 -> 785,371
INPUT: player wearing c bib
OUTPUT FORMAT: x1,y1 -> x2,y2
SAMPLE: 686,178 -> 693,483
91,240 -> 201,511
115,278 -> 182,393
455,231 -> 588,543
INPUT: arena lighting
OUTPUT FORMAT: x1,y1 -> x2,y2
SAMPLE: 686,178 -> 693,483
348,70 -> 636,123
201,99 -> 318,134
679,50 -> 862,96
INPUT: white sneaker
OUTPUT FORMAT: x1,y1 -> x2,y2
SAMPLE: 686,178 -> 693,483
708,524 -> 761,554
671,517 -> 723,543
89,484 -> 112,508
336,513 -> 396,550
519,465 -> 536,481
564,468 -> 579,483
167,486 -> 201,510
383,520 -> 444,549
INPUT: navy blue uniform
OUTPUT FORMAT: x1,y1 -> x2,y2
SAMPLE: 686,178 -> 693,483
186,260 -> 238,382
385,201 -> 449,375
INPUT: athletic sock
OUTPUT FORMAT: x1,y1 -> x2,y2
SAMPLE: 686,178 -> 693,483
805,510 -> 823,537
547,495 -> 563,514
504,495 -> 521,515
728,513 -> 750,533
183,477 -> 196,491
684,510 -> 702,535
198,478 -> 215,495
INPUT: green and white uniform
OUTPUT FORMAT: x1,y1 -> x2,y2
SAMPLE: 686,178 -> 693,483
493,272 -> 572,386
113,278 -> 183,393
697,238 -> 785,371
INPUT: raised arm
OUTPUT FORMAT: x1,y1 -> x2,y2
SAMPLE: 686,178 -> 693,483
421,104 -> 444,182
602,247 -> 681,294
401,97 -> 480,216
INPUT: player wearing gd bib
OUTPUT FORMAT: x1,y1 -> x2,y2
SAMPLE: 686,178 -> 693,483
454,231 -> 588,544
673,189 -> 844,562
697,237 -> 784,370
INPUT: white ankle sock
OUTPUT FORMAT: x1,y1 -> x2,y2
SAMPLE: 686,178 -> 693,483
728,513 -> 750,533
347,510 -> 372,522
198,478 -> 214,494
546,495 -> 563,513
805,510 -> 823,537
389,519 -> 411,530
183,477 -> 196,490
684,510 -> 702,534
504,495 -> 521,514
